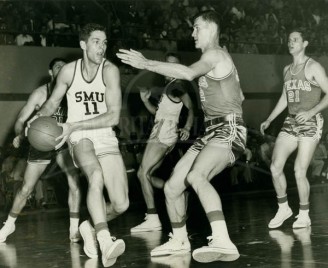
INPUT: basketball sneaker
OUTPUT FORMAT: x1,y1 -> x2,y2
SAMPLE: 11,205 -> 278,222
79,220 -> 98,259
192,236 -> 240,263
268,206 -> 293,229
69,226 -> 81,243
0,222 -> 15,243
150,233 -> 191,257
97,231 -> 125,267
131,214 -> 162,233
292,213 -> 311,229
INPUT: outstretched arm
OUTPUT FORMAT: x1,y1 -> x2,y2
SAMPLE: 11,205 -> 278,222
117,49 -> 222,81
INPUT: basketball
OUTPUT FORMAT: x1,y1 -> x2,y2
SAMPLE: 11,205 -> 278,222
27,116 -> 63,152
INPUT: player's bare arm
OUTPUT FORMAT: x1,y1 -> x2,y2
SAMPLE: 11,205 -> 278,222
296,61 -> 328,123
38,63 -> 75,117
178,93 -> 194,141
260,67 -> 289,135
117,48 -> 222,81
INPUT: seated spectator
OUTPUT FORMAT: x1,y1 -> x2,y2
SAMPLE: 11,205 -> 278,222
15,28 -> 34,46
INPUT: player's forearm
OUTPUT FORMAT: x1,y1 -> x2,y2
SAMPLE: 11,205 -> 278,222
146,60 -> 196,81
14,119 -> 25,136
143,100 -> 156,115
308,94 -> 328,116
183,109 -> 194,131
38,101 -> 59,117
266,96 -> 287,122
71,111 -> 120,131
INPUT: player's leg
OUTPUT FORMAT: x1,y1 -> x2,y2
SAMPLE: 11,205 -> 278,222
268,134 -> 298,229
150,150 -> 196,257
132,142 -> 169,233
0,162 -> 48,242
99,153 -> 128,265
292,139 -> 318,228
56,149 -> 81,242
73,139 -> 106,260
187,142 -> 240,262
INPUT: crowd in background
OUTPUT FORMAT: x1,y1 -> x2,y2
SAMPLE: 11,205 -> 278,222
0,0 -> 328,55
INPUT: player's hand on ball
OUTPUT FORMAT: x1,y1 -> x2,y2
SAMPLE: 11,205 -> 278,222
13,135 -> 23,148
55,123 -> 72,150
26,113 -> 42,134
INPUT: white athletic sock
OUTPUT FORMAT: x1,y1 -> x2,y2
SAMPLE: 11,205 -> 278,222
6,216 -> 17,225
278,201 -> 289,209
210,220 -> 230,238
70,218 -> 79,229
172,226 -> 188,240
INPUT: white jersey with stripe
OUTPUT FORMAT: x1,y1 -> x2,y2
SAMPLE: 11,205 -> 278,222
66,58 -> 108,123
155,79 -> 183,123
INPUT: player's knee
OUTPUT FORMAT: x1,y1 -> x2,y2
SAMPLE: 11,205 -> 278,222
113,199 -> 129,215
270,162 -> 283,178
137,166 -> 151,183
19,184 -> 33,199
294,166 -> 307,180
186,170 -> 206,189
164,182 -> 179,200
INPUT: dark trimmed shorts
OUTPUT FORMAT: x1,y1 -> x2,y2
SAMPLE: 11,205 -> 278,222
28,143 -> 68,164
278,113 -> 323,142
188,114 -> 247,165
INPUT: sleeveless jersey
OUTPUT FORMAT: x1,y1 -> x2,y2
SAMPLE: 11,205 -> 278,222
198,64 -> 243,120
284,58 -> 321,115
155,79 -> 183,123
46,82 -> 67,123
66,59 -> 107,123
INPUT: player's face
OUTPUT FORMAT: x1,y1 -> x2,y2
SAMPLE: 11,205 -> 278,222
51,61 -> 66,78
84,30 -> 107,64
288,32 -> 305,55
192,17 -> 210,50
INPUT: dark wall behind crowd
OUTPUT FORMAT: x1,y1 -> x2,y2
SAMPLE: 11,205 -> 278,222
1,45 -> 328,145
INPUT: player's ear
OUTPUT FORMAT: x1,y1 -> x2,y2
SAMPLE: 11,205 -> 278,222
48,69 -> 53,77
303,40 -> 309,48
80,40 -> 86,50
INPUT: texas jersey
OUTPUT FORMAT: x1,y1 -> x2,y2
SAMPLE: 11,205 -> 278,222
284,58 -> 321,114
66,58 -> 107,123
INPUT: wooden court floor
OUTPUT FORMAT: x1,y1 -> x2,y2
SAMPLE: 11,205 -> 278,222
0,184 -> 328,267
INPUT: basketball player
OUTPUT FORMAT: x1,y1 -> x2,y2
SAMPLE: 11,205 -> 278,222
131,52 -> 194,233
0,58 -> 81,243
117,10 -> 246,263
260,29 -> 328,229
33,23 -> 128,267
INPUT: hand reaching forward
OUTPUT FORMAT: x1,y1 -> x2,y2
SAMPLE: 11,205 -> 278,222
116,49 -> 148,69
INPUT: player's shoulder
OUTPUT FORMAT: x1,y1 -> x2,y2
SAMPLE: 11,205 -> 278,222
306,57 -> 322,69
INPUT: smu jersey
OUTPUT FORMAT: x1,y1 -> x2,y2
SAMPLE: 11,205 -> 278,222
284,58 -> 321,114
198,64 -> 243,120
155,79 -> 183,123
66,59 -> 107,123
47,82 -> 67,123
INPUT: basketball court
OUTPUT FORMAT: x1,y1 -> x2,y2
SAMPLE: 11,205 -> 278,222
0,183 -> 328,267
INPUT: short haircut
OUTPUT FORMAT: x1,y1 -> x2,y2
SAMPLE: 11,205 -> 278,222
288,28 -> 309,42
165,52 -> 181,62
49,58 -> 66,70
79,23 -> 106,42
194,10 -> 221,33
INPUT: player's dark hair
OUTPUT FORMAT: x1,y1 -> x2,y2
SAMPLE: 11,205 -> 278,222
288,28 -> 309,42
194,10 -> 221,33
49,58 -> 67,70
79,23 -> 106,42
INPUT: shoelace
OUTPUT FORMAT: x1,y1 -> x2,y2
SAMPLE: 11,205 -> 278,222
158,233 -> 176,248
207,236 -> 217,246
